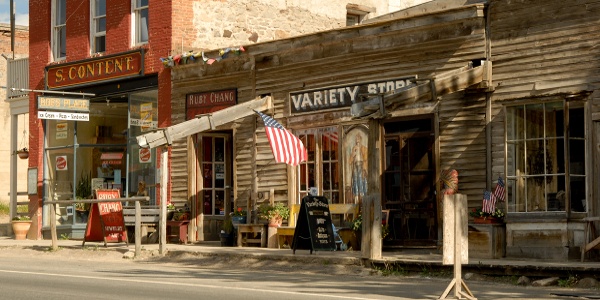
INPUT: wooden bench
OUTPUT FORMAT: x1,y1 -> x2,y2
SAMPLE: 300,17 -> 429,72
277,203 -> 359,249
122,206 -> 160,244
237,224 -> 267,247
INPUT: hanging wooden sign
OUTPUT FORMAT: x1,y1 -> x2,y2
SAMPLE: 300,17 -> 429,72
291,195 -> 336,254
82,189 -> 128,247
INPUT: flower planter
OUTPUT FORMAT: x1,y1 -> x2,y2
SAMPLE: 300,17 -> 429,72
11,220 -> 32,240
17,151 -> 29,159
473,216 -> 504,224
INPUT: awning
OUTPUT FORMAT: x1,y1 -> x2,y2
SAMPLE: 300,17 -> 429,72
351,61 -> 491,118
136,96 -> 272,149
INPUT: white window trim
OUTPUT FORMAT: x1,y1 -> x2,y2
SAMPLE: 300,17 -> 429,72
90,0 -> 106,54
51,0 -> 66,61
131,0 -> 149,46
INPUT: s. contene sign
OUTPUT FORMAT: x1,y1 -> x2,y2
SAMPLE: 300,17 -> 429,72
45,50 -> 144,89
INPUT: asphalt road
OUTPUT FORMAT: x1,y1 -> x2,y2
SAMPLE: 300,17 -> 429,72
0,248 -> 595,300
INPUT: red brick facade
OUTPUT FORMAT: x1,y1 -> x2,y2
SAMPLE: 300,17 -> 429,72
28,0 -> 172,238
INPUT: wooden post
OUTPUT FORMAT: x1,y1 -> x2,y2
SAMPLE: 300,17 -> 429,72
50,203 -> 58,251
135,200 -> 141,257
368,119 -> 382,260
159,147 -> 168,255
439,194 -> 476,300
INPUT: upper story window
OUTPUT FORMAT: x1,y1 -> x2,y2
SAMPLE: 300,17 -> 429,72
346,4 -> 374,26
91,0 -> 106,54
52,0 -> 67,61
505,100 -> 587,214
132,0 -> 149,45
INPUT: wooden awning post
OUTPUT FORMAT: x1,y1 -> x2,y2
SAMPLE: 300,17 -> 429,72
159,146 -> 168,255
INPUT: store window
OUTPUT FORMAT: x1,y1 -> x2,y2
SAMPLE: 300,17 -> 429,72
91,0 -> 106,54
44,89 -> 158,228
297,127 -> 340,203
505,100 -> 587,213
132,0 -> 149,45
52,0 -> 66,61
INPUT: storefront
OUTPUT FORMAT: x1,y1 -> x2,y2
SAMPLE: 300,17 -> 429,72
166,4 -> 490,247
40,50 -> 159,238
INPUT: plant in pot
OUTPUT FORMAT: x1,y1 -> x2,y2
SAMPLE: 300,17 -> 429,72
167,203 -> 176,221
11,215 -> 32,240
469,207 -> 505,224
258,202 -> 290,227
14,147 -> 29,159
220,214 -> 234,246
231,207 -> 247,224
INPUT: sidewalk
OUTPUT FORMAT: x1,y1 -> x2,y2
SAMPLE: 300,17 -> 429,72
1,236 -> 599,280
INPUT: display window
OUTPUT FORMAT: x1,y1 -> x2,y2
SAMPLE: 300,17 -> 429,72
44,89 -> 158,227
297,127 -> 340,204
505,100 -> 587,213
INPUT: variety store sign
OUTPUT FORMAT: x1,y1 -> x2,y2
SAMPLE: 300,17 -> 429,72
289,76 -> 416,114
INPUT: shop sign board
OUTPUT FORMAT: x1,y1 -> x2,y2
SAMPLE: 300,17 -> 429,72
292,195 -> 336,254
38,111 -> 89,121
38,96 -> 90,112
45,50 -> 144,89
83,189 -> 128,245
186,89 -> 237,120
289,76 -> 416,115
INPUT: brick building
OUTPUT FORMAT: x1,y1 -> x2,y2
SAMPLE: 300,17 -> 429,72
26,0 -> 416,239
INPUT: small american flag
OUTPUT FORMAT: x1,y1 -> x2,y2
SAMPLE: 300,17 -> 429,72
256,111 -> 308,166
493,177 -> 506,202
482,190 -> 496,213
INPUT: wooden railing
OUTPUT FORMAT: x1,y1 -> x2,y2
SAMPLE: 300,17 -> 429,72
45,196 -> 151,258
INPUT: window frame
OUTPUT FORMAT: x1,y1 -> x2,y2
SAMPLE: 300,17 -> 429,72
90,0 -> 106,54
297,127 -> 341,204
51,0 -> 67,61
504,99 -> 588,217
131,0 -> 149,46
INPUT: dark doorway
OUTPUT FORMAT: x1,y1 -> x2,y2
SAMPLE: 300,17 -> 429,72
383,117 -> 437,247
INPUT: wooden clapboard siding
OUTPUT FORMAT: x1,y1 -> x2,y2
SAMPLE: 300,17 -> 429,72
490,0 -> 600,101
488,0 -> 600,208
439,92 -> 487,207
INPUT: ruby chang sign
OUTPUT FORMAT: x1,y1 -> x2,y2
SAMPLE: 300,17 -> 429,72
289,76 -> 416,114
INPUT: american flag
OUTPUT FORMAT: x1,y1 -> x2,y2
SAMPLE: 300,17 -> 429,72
482,190 -> 496,213
493,177 -> 506,202
256,111 -> 308,166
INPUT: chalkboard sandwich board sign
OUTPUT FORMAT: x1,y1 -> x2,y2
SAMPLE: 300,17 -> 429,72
292,195 -> 336,254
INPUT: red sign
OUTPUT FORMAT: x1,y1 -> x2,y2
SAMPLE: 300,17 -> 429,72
46,50 -> 144,89
83,189 -> 127,245
186,89 -> 236,120
56,156 -> 67,171
139,148 -> 151,163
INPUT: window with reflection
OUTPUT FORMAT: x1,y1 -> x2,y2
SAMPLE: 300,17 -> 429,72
505,101 -> 587,213
297,127 -> 340,203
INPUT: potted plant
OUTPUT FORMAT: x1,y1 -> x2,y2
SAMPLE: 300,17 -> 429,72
220,214 -> 234,246
231,207 -> 247,225
167,203 -> 176,221
11,215 -> 32,240
469,207 -> 505,224
258,202 -> 290,227
15,147 -> 29,159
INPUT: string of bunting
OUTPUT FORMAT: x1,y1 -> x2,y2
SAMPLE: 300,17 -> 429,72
159,46 -> 246,68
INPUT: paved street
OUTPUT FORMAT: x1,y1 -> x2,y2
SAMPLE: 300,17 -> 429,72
0,241 -> 598,299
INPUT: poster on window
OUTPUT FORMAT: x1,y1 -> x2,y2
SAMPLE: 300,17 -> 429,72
140,103 -> 154,131
139,148 -> 151,163
56,122 -> 68,139
56,155 -> 68,171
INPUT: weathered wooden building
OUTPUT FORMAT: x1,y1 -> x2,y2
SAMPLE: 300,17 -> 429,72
165,0 -> 600,260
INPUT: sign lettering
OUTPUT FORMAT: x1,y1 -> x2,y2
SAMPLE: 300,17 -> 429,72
289,77 -> 416,114
186,89 -> 237,120
46,50 -> 144,89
